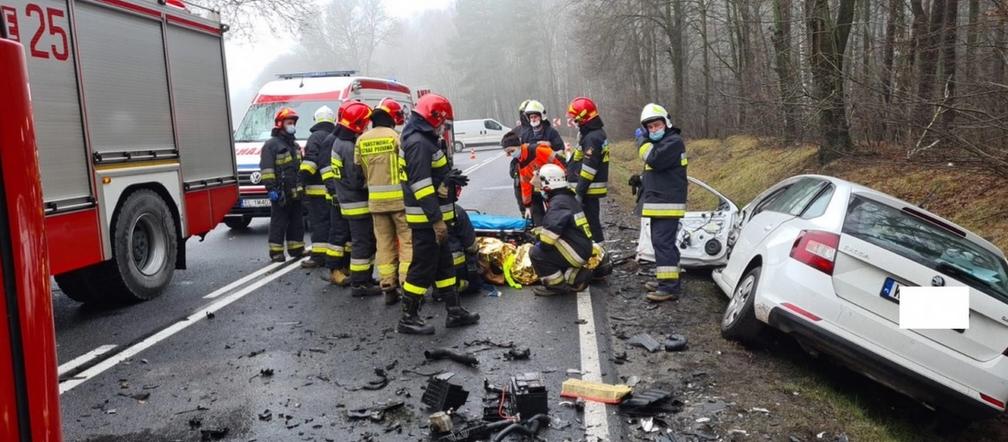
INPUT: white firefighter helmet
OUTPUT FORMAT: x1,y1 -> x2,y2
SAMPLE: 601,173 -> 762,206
518,99 -> 531,114
313,105 -> 336,124
538,163 -> 567,191
523,99 -> 546,116
640,103 -> 670,129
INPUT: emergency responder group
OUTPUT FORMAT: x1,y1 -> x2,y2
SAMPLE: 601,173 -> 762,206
258,94 -> 688,335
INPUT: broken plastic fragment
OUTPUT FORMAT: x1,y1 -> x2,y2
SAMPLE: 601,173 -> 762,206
628,334 -> 661,353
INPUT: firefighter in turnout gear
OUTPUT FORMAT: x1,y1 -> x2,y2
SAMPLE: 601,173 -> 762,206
449,204 -> 480,295
329,100 -> 380,297
399,93 -> 480,335
299,105 -> 337,269
565,97 -> 609,243
518,99 -> 565,152
261,107 -> 305,262
637,103 -> 688,302
529,164 -> 594,296
356,98 -> 411,305
501,130 -> 565,226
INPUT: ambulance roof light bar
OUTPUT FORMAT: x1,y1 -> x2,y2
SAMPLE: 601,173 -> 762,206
277,71 -> 358,79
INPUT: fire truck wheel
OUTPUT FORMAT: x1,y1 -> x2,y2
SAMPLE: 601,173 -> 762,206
55,269 -> 105,304
223,215 -> 252,230
109,189 -> 178,301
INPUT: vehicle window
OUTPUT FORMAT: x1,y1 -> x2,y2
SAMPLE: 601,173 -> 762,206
485,120 -> 502,131
761,178 -> 826,216
801,184 -> 835,218
235,101 -> 342,142
843,196 -> 1008,303
751,185 -> 790,217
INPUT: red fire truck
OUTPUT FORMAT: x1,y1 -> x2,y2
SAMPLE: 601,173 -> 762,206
0,19 -> 62,442
0,0 -> 238,303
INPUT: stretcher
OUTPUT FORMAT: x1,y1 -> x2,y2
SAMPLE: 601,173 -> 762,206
467,211 -> 533,243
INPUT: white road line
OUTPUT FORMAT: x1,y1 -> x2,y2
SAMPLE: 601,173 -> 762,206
481,185 -> 514,191
203,260 -> 285,299
59,258 -> 306,394
462,152 -> 504,175
577,289 -> 611,441
57,344 -> 116,377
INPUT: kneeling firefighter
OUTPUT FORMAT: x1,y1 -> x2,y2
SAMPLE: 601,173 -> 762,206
448,203 -> 481,295
329,100 -> 381,297
399,93 -> 480,335
637,103 -> 688,302
529,164 -> 594,296
261,107 -> 305,262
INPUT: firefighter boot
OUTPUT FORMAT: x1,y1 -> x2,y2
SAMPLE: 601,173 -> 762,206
270,253 -> 286,263
383,287 -> 401,306
327,268 -> 350,286
442,290 -> 480,328
397,294 -> 434,335
533,283 -> 575,297
351,283 -> 382,298
301,257 -> 322,268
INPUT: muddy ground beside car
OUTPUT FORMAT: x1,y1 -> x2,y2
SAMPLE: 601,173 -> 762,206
599,198 -> 1008,442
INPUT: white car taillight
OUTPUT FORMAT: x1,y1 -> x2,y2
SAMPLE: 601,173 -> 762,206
790,230 -> 840,275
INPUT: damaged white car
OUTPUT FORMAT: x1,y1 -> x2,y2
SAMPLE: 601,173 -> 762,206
712,174 -> 1008,419
636,176 -> 739,268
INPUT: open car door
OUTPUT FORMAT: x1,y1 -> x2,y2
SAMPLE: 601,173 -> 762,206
637,176 -> 738,268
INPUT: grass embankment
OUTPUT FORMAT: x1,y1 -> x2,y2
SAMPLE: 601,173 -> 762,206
608,135 -> 1008,251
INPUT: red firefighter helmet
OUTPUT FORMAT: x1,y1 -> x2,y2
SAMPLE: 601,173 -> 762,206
274,107 -> 299,128
566,97 -> 598,126
376,98 -> 406,126
414,93 -> 453,128
338,100 -> 373,134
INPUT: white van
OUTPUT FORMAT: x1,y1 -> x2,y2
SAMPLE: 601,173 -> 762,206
453,119 -> 511,152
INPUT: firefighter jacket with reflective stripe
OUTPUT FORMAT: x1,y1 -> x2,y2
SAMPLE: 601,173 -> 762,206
638,129 -> 688,218
566,118 -> 609,199
519,119 -> 565,152
401,114 -> 453,228
536,189 -> 594,267
260,129 -> 301,195
516,144 -> 565,207
328,128 -> 370,219
355,125 -> 405,213
299,121 -> 335,197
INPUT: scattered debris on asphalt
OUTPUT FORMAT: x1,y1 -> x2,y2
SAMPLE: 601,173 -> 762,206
503,348 -> 530,361
428,411 -> 453,433
199,427 -> 229,441
618,389 -> 681,417
258,409 -> 272,421
117,392 -> 150,402
174,405 -> 209,415
421,376 -> 469,411
187,418 -> 201,429
628,333 -> 662,353
205,311 -> 215,320
750,407 -> 771,414
424,348 -> 479,366
560,378 -> 631,404
346,401 -> 404,423
664,334 -> 688,352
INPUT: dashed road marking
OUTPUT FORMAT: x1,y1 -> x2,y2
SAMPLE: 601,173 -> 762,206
59,257 -> 307,394
57,344 -> 116,377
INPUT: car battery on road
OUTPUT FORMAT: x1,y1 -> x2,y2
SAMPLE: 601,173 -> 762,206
509,372 -> 548,418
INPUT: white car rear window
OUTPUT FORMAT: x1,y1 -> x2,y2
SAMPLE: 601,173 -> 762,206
842,196 -> 1008,302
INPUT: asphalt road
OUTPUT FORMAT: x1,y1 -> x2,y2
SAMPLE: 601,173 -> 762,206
55,149 -> 625,441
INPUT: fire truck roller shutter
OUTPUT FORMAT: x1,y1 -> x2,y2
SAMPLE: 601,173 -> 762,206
165,24 -> 235,185
4,0 -> 94,207
75,2 -> 175,158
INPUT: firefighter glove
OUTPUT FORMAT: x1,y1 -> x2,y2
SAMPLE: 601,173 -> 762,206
433,220 -> 448,245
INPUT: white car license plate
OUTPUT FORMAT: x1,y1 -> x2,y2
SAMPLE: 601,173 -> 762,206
241,198 -> 271,208
880,277 -> 901,303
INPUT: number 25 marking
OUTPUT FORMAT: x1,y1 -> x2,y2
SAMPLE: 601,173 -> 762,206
25,3 -> 69,61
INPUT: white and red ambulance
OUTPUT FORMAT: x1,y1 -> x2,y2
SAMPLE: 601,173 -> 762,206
226,71 -> 414,228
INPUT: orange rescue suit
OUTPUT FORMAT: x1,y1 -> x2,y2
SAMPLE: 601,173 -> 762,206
517,142 -> 566,206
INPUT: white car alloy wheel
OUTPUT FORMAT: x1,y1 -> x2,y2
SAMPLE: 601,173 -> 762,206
724,273 -> 755,328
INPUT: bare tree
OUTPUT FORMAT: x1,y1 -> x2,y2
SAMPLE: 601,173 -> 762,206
193,0 -> 312,40
804,0 -> 857,162
300,0 -> 399,74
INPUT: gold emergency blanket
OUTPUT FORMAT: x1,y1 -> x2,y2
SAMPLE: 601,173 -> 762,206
476,237 -> 516,285
509,243 -> 539,285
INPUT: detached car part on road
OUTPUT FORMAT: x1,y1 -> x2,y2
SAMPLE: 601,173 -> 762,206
712,174 -> 1008,419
